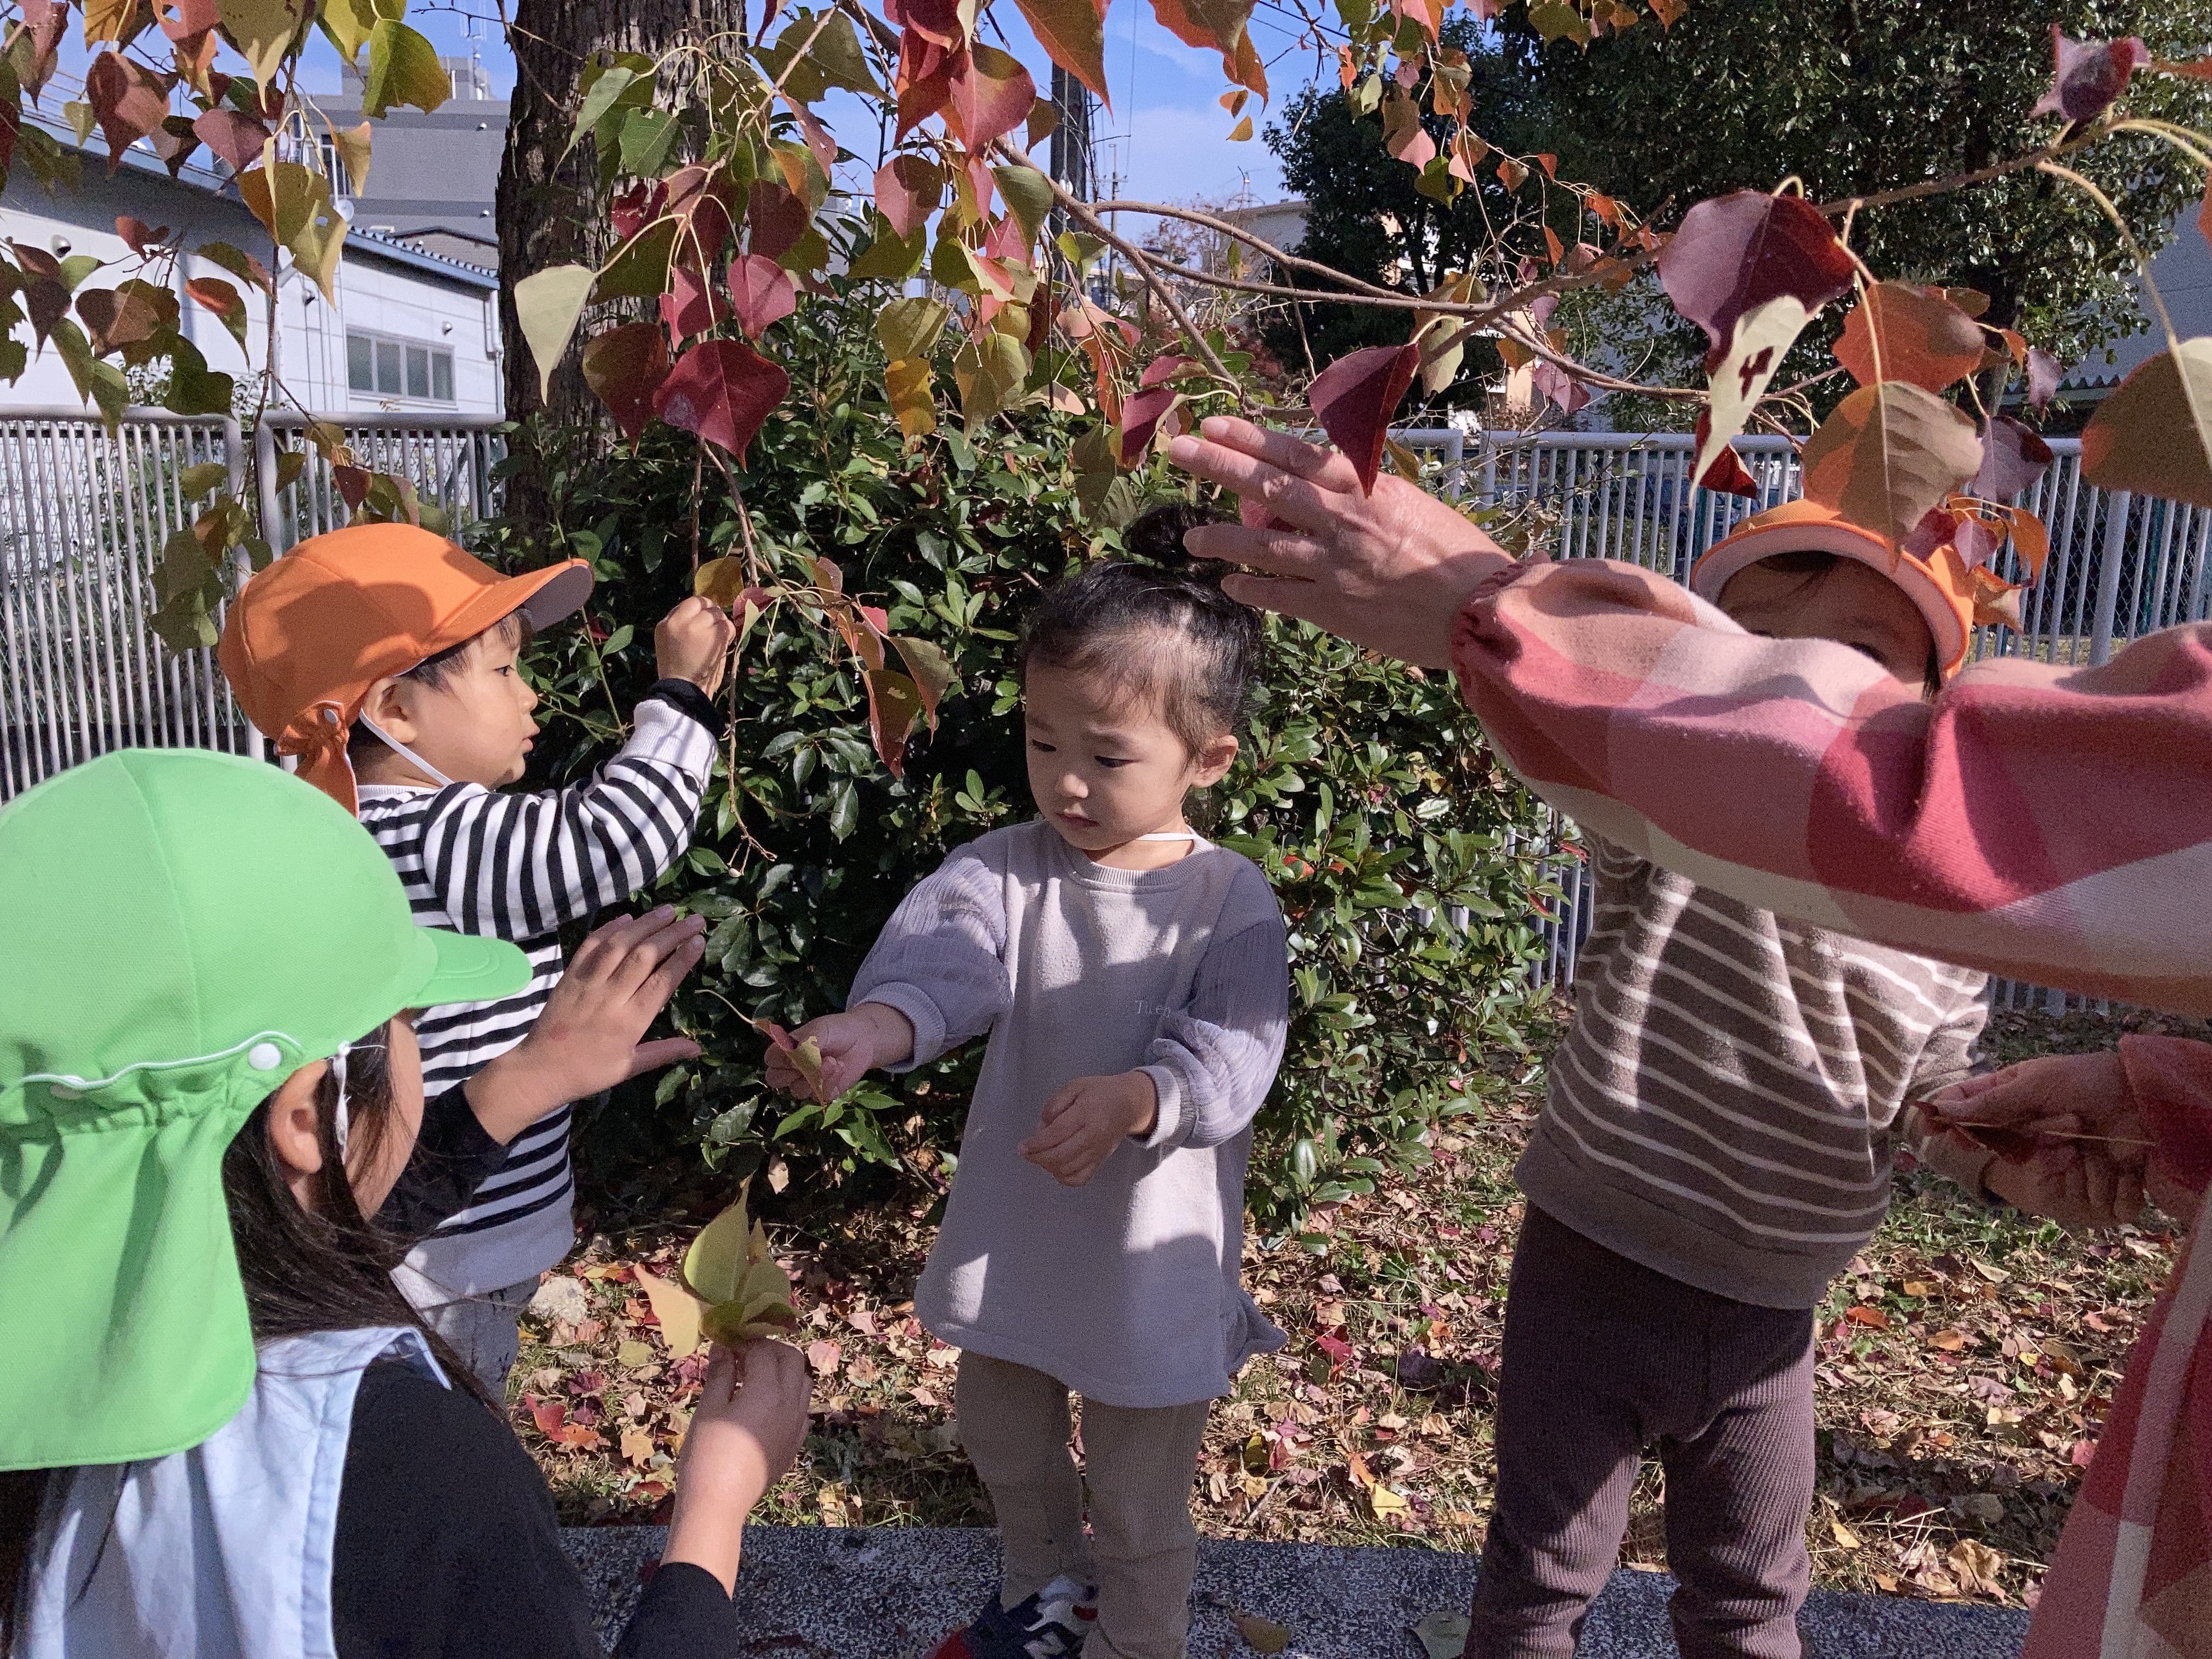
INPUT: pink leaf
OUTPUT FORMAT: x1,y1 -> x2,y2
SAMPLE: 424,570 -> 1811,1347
659,260 -> 730,343
192,108 -> 269,174
2026,348 -> 2064,414
945,43 -> 1035,149
1530,359 -> 1589,416
1972,415 -> 2055,504
116,215 -> 171,255
2033,27 -> 2147,124
1138,353 -> 1201,390
611,178 -> 666,242
874,154 -> 942,239
729,254 -> 796,339
1310,343 -> 1421,495
1954,514 -> 2002,572
1656,190 -> 1857,366
652,338 -> 791,461
86,52 -> 167,172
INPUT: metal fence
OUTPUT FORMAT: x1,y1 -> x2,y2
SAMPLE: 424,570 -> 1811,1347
0,409 -> 507,803
1471,429 -> 2212,1009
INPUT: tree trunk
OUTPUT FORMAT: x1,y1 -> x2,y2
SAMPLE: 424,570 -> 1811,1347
495,0 -> 748,534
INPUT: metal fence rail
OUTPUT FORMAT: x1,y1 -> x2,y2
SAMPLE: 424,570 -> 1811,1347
0,408 -> 247,798
0,410 -> 506,802
1477,429 -> 2212,1008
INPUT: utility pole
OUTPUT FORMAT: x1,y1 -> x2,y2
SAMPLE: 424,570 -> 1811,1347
1048,66 -> 1094,205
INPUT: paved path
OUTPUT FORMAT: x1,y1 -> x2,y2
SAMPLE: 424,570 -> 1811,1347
562,1525 -> 2029,1657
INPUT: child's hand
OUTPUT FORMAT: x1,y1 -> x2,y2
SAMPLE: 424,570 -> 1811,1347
466,907 -> 705,1143
659,1339 -> 811,1592
1019,1071 -> 1159,1187
657,595 -> 739,695
764,1005 -> 912,1102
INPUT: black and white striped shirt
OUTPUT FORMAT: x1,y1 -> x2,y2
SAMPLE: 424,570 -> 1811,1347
359,684 -> 719,1298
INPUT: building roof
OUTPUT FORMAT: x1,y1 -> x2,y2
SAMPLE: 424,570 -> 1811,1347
19,105 -> 499,292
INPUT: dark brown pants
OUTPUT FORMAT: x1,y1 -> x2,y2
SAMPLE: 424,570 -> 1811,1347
1465,1206 -> 1817,1659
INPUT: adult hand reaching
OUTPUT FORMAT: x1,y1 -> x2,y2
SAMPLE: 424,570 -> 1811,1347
1165,416 -> 1514,667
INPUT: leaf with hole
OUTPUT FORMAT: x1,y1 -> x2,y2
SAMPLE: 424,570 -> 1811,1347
1657,190 -> 1854,365
1834,283 -> 1985,393
653,338 -> 791,461
2080,337 -> 2212,508
1695,295 -> 1811,486
1800,381 -> 1984,547
1310,343 -> 1420,495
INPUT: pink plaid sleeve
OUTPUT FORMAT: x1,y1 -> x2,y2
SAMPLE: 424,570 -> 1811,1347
1449,557 -> 2212,1015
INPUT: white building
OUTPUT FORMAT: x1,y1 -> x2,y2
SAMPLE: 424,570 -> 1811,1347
1,110 -> 504,417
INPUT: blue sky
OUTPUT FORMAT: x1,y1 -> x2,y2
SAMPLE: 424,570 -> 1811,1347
286,1 -> 1320,208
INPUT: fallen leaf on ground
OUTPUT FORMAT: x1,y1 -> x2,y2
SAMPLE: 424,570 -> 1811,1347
1410,1609 -> 1470,1658
1232,1610 -> 1293,1654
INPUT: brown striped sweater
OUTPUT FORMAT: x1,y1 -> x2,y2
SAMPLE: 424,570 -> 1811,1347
1518,837 -> 1995,1310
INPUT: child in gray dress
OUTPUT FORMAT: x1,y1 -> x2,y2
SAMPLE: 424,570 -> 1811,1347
768,509 -> 1290,1659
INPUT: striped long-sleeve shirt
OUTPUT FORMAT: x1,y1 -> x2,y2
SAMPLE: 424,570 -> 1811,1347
1520,836 -> 1991,1310
358,684 -> 720,1297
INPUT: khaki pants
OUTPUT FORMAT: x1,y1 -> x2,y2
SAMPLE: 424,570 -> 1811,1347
955,1351 -> 1212,1659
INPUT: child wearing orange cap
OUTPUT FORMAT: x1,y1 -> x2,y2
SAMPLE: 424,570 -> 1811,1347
221,524 -> 736,1396
1462,501 -> 2090,1659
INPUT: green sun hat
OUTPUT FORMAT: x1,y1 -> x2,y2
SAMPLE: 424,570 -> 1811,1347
0,749 -> 529,1471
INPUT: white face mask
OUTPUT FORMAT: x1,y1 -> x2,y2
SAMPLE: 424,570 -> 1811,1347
355,712 -> 456,788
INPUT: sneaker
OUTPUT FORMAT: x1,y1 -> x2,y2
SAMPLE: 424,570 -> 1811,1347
928,1573 -> 1098,1658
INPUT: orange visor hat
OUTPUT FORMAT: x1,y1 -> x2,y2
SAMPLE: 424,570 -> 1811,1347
1689,498 -> 1982,680
218,523 -> 592,814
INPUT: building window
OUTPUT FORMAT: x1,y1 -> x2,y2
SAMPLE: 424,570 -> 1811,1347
317,134 -> 353,197
347,330 -> 456,404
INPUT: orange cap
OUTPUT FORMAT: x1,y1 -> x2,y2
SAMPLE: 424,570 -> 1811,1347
1689,498 -> 1988,679
218,523 -> 592,814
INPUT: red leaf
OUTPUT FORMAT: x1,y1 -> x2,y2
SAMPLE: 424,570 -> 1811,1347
1309,343 -> 1420,495
116,216 -> 171,256
781,92 -> 837,179
664,167 -> 740,264
1844,1305 -> 1890,1329
652,338 -> 791,461
18,0 -> 62,99
86,52 -> 169,172
1314,1332 -> 1356,1375
728,253 -> 796,339
1972,415 -> 2055,504
874,154 -> 943,238
945,43 -> 1035,149
156,0 -> 218,38
2026,348 -> 2064,414
193,108 -> 270,173
582,322 -> 673,443
184,275 -> 241,317
1153,0 -> 1267,101
2033,27 -> 2147,124
332,465 -> 371,510
1656,190 -> 1856,365
611,178 -> 666,242
525,1395 -> 567,1437
1691,409 -> 1762,498
1118,384 -> 1180,465
864,668 -> 926,776
894,28 -> 961,138
885,0 -> 966,50
747,180 -> 809,260
1138,353 -> 1201,390
659,259 -> 730,343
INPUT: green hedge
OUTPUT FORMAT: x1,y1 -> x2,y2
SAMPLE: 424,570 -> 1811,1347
490,288 -> 1556,1233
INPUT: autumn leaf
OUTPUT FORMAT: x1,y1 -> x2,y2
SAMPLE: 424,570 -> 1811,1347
748,179 -> 810,260
891,634 -> 957,727
216,0 -> 309,95
805,1338 -> 843,1376
2080,338 -> 2212,508
363,19 -> 450,118
85,52 -> 167,171
1695,294 -> 1812,485
992,163 -> 1055,249
1011,0 -> 1108,101
658,258 -> 729,342
718,253 -> 794,341
2033,27 -> 2147,125
945,42 -> 1035,148
1310,343 -> 1420,495
235,162 -> 344,303
198,239 -> 273,294
1971,415 -> 2055,505
759,1019 -> 831,1103
680,1183 -> 800,1346
581,321 -> 672,442
1232,1611 -> 1293,1653
633,1261 -> 704,1357
885,357 -> 938,438
874,154 -> 943,238
2026,347 -> 2064,414
1657,189 -> 1855,365
865,667 -> 927,774
76,283 -> 168,354
652,338 -> 791,461
1380,87 -> 1436,169
952,330 -> 1029,425
1152,0 -> 1266,102
1799,381 -> 1984,548
514,263 -> 598,401
1833,283 -> 1985,393
1118,383 -> 1181,466
193,108 -> 270,173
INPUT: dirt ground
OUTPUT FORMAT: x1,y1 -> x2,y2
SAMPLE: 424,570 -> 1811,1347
513,1001 -> 2202,1611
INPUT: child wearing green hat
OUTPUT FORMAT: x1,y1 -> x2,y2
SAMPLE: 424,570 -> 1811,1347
220,522 -> 740,1396
0,750 -> 806,1655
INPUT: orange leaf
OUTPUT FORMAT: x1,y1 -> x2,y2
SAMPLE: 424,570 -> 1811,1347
1845,1305 -> 1890,1329
1834,283 -> 1986,393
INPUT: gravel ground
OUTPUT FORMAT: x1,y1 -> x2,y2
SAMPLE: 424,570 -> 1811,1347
562,1525 -> 2030,1657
